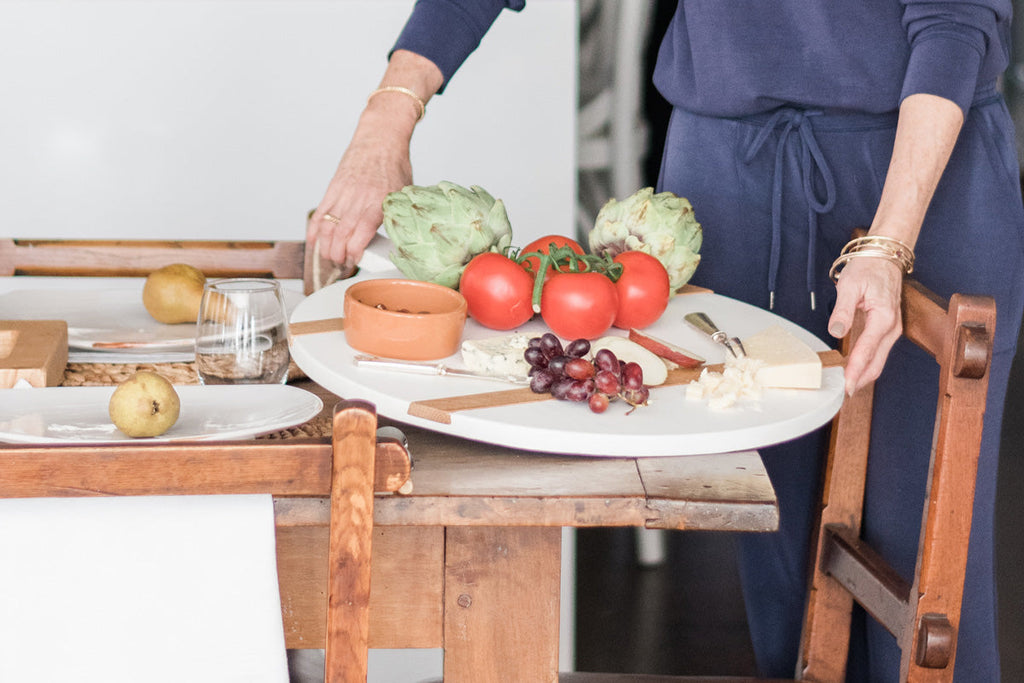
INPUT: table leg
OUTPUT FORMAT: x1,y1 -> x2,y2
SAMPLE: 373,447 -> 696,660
443,526 -> 562,683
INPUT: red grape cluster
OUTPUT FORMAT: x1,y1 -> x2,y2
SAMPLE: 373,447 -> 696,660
524,333 -> 650,413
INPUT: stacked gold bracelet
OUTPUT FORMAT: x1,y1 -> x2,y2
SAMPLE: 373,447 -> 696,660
367,86 -> 427,121
828,235 -> 915,283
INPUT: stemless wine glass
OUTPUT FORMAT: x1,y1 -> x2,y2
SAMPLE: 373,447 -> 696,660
195,278 -> 290,385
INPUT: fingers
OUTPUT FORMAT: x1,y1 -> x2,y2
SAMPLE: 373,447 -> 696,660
827,258 -> 904,395
842,307 -> 901,395
319,211 -> 353,266
309,201 -> 385,268
827,286 -> 855,340
345,224 -> 379,266
307,210 -> 346,266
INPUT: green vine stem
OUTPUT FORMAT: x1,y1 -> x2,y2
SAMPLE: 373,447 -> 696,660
514,243 -> 622,314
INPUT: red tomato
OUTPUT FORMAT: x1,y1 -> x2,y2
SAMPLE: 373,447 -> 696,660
520,234 -> 585,277
540,271 -> 618,340
611,251 -> 670,329
459,252 -> 535,330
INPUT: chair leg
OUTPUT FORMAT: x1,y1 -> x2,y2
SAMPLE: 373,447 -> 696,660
799,320 -> 873,682
901,294 -> 992,679
325,400 -> 378,683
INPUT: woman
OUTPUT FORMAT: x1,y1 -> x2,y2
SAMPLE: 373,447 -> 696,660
308,2 -> 1024,679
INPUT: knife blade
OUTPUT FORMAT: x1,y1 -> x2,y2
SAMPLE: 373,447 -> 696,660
353,354 -> 531,385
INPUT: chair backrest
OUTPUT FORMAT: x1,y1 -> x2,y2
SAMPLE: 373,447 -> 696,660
0,237 -> 332,294
0,399 -> 411,683
558,276 -> 994,683
798,278 -> 995,681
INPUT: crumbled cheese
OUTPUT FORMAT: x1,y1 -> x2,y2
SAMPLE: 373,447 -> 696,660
686,357 -> 764,410
460,334 -> 532,378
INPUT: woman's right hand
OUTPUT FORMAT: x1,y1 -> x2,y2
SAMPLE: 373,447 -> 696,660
307,113 -> 414,268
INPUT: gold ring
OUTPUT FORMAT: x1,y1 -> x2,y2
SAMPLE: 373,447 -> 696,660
323,213 -> 341,224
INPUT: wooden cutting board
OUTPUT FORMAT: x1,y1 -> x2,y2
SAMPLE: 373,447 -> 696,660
407,349 -> 846,424
0,320 -> 68,388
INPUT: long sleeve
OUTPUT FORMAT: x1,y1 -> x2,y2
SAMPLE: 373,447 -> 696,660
653,1 -> 1013,118
900,1 -> 1011,116
392,0 -> 526,91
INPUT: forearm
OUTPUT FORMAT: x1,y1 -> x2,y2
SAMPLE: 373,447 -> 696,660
308,50 -> 443,267
359,49 -> 444,146
868,93 -> 964,248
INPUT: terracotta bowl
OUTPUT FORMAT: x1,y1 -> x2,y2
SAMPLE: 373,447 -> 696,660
343,278 -> 468,361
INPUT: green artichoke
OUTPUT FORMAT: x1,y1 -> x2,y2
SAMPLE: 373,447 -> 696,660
588,187 -> 702,293
382,181 -> 514,288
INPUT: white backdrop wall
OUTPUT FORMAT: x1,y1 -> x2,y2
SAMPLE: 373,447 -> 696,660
0,0 -> 577,247
0,1 -> 578,678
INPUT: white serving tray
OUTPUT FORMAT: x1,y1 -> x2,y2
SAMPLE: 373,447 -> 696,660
289,268 -> 845,457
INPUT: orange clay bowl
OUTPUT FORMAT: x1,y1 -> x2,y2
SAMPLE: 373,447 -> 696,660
343,278 -> 468,361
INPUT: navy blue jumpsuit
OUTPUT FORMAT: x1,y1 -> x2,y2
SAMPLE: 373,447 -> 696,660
394,1 -> 1024,680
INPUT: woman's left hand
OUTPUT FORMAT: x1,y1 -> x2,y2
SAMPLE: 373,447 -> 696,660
827,256 -> 904,396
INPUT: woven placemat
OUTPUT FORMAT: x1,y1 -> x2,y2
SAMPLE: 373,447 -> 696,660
63,362 -> 201,387
62,360 -> 308,387
61,360 -> 330,440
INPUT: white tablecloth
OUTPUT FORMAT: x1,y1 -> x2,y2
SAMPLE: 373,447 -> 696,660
0,494 -> 288,683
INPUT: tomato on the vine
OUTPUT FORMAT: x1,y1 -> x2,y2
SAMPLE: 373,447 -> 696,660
459,252 -> 535,330
539,271 -> 619,340
520,234 -> 585,278
611,251 -> 670,329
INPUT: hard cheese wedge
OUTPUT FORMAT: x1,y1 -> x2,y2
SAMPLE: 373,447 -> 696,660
742,325 -> 822,389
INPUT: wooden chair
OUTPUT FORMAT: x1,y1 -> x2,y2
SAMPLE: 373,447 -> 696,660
0,399 -> 412,683
561,277 -> 995,682
0,236 -> 351,295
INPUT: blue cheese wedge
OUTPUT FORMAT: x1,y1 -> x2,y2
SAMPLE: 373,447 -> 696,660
741,325 -> 822,389
460,334 -> 532,378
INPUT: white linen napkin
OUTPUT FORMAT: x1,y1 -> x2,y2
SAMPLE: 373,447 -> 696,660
0,494 -> 288,682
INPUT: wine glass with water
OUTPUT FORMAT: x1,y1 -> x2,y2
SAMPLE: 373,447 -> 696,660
195,278 -> 290,385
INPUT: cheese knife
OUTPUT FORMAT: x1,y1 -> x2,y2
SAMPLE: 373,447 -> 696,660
353,354 -> 531,385
684,312 -> 746,358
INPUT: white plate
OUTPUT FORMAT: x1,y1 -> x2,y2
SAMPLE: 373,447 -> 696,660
0,285 -> 304,355
0,384 -> 323,444
288,268 -> 846,458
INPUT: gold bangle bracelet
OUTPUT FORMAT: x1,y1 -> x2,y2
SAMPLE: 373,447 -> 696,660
367,86 -> 426,121
829,235 -> 915,283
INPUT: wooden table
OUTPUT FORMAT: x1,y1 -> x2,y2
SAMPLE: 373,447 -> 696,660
275,383 -> 778,682
0,369 -> 778,682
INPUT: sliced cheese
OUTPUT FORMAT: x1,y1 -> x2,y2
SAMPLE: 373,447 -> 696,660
741,325 -> 822,389
590,336 -> 669,386
460,333 -> 532,378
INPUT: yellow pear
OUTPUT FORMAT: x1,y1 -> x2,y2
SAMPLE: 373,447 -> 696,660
108,371 -> 181,438
142,263 -> 207,324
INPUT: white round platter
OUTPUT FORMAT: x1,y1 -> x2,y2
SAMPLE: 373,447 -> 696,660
288,267 -> 845,457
